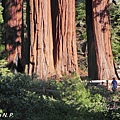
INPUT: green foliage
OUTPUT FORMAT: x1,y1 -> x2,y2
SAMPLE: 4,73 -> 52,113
0,5 -> 3,23
0,5 -> 4,59
0,5 -> 3,41
76,0 -> 86,41
1,74 -> 120,120
76,0 -> 86,21
109,3 -> 120,62
76,0 -> 88,72
0,74 -> 79,120
106,105 -> 120,120
58,76 -> 106,113
0,59 -> 13,77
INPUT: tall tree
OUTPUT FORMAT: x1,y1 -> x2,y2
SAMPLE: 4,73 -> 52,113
3,0 -> 78,79
28,0 -> 55,79
2,0 -> 23,72
86,0 -> 117,80
27,0 -> 78,79
51,0 -> 78,77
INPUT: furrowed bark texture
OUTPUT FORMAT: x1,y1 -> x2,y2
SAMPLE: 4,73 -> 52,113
29,0 -> 55,79
2,0 -> 23,72
52,0 -> 78,77
92,0 -> 117,79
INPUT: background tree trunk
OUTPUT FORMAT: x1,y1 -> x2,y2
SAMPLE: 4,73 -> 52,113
51,0 -> 78,77
28,0 -> 55,79
2,0 -> 23,72
91,0 -> 117,79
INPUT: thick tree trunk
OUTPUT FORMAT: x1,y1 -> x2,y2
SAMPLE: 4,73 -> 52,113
2,0 -> 23,72
28,0 -> 55,79
90,0 -> 117,79
51,0 -> 78,77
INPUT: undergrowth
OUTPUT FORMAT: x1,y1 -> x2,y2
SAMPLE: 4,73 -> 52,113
0,73 -> 120,120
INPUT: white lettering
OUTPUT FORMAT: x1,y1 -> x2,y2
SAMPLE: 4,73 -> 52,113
0,113 -> 14,118
9,113 -> 14,117
2,113 -> 8,118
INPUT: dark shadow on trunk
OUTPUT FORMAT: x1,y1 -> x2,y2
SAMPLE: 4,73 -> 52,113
51,0 -> 58,67
86,0 -> 98,79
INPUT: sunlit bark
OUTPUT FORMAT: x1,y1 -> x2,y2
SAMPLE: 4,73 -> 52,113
28,0 -> 55,79
87,0 -> 117,80
51,0 -> 78,77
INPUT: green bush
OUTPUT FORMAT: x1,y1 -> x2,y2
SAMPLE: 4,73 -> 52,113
57,75 -> 106,112
0,74 -> 81,120
0,73 -> 118,120
0,59 -> 13,77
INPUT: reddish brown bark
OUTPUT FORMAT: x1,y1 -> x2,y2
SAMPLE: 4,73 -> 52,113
2,0 -> 23,72
92,0 -> 117,79
52,0 -> 78,77
28,0 -> 55,79
28,0 -> 78,79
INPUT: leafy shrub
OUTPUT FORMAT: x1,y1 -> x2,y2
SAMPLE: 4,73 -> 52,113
0,59 -> 13,77
0,74 -> 81,120
57,75 -> 106,112
0,73 -> 116,120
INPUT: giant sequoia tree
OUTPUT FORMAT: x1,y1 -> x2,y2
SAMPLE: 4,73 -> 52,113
27,0 -> 55,79
86,0 -> 117,80
2,0 -> 23,72
25,0 -> 78,79
2,0 -> 78,79
51,0 -> 78,77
